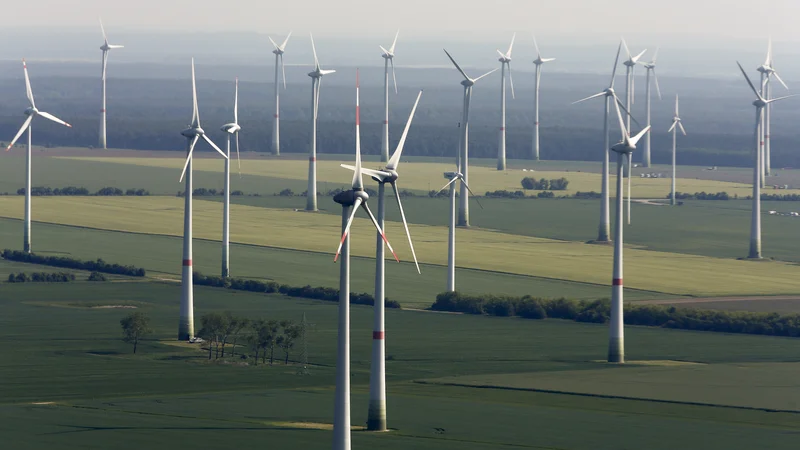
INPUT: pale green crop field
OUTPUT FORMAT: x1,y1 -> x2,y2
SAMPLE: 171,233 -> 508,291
56,156 -> 783,199
1,195 -> 799,297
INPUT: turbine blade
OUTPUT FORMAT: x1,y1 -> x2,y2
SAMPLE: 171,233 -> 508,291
765,37 -> 772,66
773,72 -> 789,90
380,45 -> 390,55
496,49 -> 506,59
310,32 -> 320,70
362,202 -> 400,262
621,37 -> 631,58
202,134 -> 228,159
101,51 -> 108,80
443,49 -> 470,81
678,122 -> 686,136
391,58 -> 397,94
612,97 -> 628,140
391,182 -> 420,273
390,30 -> 399,54
507,32 -> 516,57
460,178 -> 483,209
268,36 -> 280,50
22,59 -> 35,109
334,197 -> 362,262
235,132 -> 241,176
668,121 -> 677,133
191,58 -> 199,127
351,70 -> 363,190
615,95 -> 640,128
339,164 -> 390,180
387,90 -> 423,170
532,33 -> 541,57
434,176 -> 459,196
233,78 -> 239,124
610,41 -> 622,88
766,93 -> 798,104
100,17 -> 108,43
508,63 -> 516,100
280,53 -> 287,90
179,135 -> 200,182
6,115 -> 33,150
736,61 -> 763,101
627,153 -> 632,225
37,111 -> 71,128
281,31 -> 292,50
652,47 -> 659,63
633,49 -> 647,62
473,68 -> 499,83
630,125 -> 652,146
541,58 -> 556,62
653,68 -> 662,100
675,94 -> 679,115
572,91 -> 605,104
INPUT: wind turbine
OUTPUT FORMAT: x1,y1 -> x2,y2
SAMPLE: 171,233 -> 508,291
668,95 -> 686,206
268,32 -> 291,156
435,163 -> 482,292
608,99 -> 651,364
531,35 -> 555,162
340,89 -> 423,431
220,79 -> 242,278
306,33 -> 336,211
756,38 -> 789,180
99,19 -> 123,149
639,49 -> 661,168
443,49 -> 497,227
177,59 -> 229,340
331,70 -> 399,450
6,59 -> 72,254
380,30 -> 399,163
736,62 -> 795,260
572,42 -> 631,242
496,33 -> 515,171
621,39 -> 646,224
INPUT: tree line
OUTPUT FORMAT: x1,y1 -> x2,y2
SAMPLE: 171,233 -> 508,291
2,250 -> 146,277
7,272 -> 76,283
17,186 -> 150,196
193,272 -> 400,309
431,292 -> 800,337
521,177 -> 570,191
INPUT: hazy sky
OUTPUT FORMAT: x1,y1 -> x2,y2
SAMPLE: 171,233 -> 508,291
7,0 -> 800,41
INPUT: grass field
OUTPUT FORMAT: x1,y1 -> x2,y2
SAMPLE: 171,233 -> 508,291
0,196 -> 798,298
56,155 -> 792,199
2,281 -> 800,449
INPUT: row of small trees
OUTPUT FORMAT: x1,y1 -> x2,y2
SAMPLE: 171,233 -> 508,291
2,250 -> 146,277
431,292 -> 800,337
17,186 -> 150,196
521,177 -> 570,191
198,312 -> 303,365
193,272 -> 400,308
671,192 -> 731,200
7,272 -> 76,283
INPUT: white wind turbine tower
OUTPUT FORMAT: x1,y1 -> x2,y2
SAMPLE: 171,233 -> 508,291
756,39 -> 789,181
608,99 -> 651,363
6,60 -> 72,254
573,42 -> 630,242
332,70 -> 399,450
99,19 -> 123,150
306,33 -> 336,211
668,95 -> 686,206
177,59 -> 229,340
496,33 -> 515,171
220,79 -> 242,278
531,35 -> 555,162
639,49 -> 661,168
380,31 -> 399,163
268,32 -> 291,156
736,62 -> 795,260
444,49 -> 496,227
340,90 -> 423,431
436,162 -> 482,292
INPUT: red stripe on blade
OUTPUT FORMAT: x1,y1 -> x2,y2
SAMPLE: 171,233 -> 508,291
373,331 -> 385,340
613,278 -> 623,286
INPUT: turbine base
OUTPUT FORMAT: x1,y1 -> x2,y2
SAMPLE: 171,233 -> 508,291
366,402 -> 387,432
607,337 -> 624,363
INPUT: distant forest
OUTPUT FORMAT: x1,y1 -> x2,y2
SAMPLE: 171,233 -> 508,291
0,70 -> 798,168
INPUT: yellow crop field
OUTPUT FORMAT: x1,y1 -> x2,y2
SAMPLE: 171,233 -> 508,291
1,195 -> 799,297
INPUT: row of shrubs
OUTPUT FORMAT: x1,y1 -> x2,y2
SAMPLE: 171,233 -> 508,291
521,177 -> 570,191
671,192 -> 732,200
431,292 -> 800,337
1,250 -> 146,277
760,193 -> 800,201
177,188 -> 247,197
193,272 -> 401,309
7,272 -> 76,283
17,187 -> 150,196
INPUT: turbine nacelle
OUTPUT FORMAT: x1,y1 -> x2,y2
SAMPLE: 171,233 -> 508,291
611,141 -> 636,155
333,188 -> 369,207
461,79 -> 475,87
24,107 -> 38,116
272,48 -> 285,56
221,123 -> 240,133
181,126 -> 205,138
444,171 -> 462,180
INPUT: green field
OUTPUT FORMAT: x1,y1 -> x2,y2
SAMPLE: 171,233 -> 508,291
0,196 -> 799,298
2,281 -> 800,449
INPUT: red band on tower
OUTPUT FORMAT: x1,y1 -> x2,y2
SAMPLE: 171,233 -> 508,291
309,157 -> 316,162
101,109 -> 106,113
500,127 -> 506,131
535,122 -> 540,125
183,259 -> 193,266
274,114 -> 279,119
383,120 -> 388,125
373,331 -> 385,340
613,278 -> 623,286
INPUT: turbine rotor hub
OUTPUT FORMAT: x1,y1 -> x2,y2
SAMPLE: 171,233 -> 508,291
24,107 -> 37,116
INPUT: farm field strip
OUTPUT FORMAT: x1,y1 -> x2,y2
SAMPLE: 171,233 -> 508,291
0,196 -> 799,296
56,156 -> 788,199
